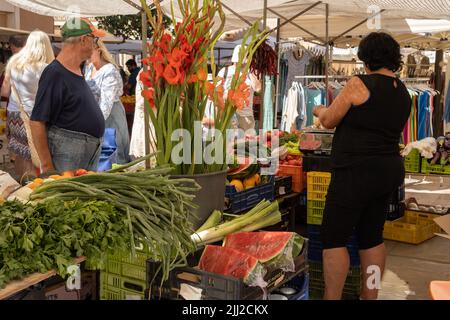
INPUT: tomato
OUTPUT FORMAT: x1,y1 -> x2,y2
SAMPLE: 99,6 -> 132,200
288,160 -> 297,166
75,169 -> 88,177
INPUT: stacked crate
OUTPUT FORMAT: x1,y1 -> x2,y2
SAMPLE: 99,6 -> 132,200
306,171 -> 362,300
100,247 -> 152,300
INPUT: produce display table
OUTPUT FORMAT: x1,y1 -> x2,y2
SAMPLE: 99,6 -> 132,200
0,257 -> 85,300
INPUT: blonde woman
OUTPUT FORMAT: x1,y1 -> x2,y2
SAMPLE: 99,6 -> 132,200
1,30 -> 54,177
85,40 -> 130,165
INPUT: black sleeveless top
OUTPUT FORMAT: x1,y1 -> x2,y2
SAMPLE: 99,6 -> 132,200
331,74 -> 411,168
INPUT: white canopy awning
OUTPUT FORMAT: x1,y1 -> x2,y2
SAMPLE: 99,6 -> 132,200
6,0 -> 142,16
5,0 -> 450,44
6,0 -> 450,19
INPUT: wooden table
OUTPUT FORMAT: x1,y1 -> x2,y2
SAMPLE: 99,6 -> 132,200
0,257 -> 86,300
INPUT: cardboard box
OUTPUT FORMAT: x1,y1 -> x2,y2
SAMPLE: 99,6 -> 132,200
45,271 -> 98,300
434,215 -> 450,240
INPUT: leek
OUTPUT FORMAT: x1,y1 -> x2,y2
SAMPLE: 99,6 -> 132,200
191,200 -> 282,245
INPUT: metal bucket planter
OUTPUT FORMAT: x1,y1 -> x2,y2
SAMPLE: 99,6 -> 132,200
172,170 -> 227,230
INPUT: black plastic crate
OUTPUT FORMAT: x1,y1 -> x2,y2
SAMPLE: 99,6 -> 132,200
307,224 -> 360,265
303,155 -> 332,173
274,176 -> 293,198
146,240 -> 309,300
272,272 -> 309,300
225,177 -> 275,214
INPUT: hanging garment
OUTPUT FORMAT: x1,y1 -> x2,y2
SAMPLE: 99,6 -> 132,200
445,81 -> 450,122
285,50 -> 311,89
305,89 -> 322,127
295,82 -> 307,130
417,91 -> 430,140
278,56 -> 288,112
407,54 -> 416,78
281,84 -> 299,132
263,76 -> 274,132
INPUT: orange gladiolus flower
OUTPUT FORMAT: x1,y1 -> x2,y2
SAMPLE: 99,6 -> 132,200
159,34 -> 172,53
197,68 -> 207,81
163,65 -> 182,85
188,74 -> 199,84
149,50 -> 165,82
168,48 -> 188,68
228,82 -> 250,110
142,88 -> 155,108
140,71 -> 153,88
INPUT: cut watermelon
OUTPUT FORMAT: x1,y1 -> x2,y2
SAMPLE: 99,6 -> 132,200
227,156 -> 259,180
223,232 -> 305,272
198,245 -> 267,287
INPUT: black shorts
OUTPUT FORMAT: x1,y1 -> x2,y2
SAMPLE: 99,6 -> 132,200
321,156 -> 405,250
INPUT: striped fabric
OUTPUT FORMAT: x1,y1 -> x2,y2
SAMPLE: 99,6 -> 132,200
7,111 -> 31,160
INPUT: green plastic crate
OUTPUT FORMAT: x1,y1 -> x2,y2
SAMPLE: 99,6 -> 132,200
307,200 -> 326,225
309,262 -> 361,293
421,158 -> 450,175
100,272 -> 146,300
404,148 -> 421,173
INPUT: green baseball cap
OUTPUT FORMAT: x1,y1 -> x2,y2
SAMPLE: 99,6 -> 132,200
61,17 -> 106,39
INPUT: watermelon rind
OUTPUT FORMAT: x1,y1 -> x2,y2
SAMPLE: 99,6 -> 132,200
223,232 -> 305,273
198,245 -> 268,287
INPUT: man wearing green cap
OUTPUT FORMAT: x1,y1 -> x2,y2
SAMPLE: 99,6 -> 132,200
30,18 -> 107,174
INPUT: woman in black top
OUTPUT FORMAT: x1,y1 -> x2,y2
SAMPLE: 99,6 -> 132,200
313,32 -> 411,300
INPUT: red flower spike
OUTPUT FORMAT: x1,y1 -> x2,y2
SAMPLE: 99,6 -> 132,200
142,88 -> 155,108
163,65 -> 182,85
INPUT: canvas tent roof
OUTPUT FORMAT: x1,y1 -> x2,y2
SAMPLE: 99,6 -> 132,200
5,0 -> 450,45
6,0 -> 450,19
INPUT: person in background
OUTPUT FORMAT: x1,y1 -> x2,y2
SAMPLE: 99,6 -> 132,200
30,18 -> 106,174
129,69 -> 157,167
9,35 -> 27,55
217,45 -> 261,132
1,35 -> 27,166
85,40 -> 131,164
125,59 -> 140,96
313,32 -> 411,300
1,32 -> 52,178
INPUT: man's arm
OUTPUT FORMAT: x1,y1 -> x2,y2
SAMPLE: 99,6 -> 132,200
30,121 -> 54,173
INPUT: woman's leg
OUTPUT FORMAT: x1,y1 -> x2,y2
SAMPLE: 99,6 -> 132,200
359,243 -> 386,300
356,191 -> 392,300
323,248 -> 350,300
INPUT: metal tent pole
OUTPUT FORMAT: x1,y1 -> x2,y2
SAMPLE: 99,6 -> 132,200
325,3 -> 329,106
274,18 -> 281,129
141,9 -> 150,168
259,0 -> 267,131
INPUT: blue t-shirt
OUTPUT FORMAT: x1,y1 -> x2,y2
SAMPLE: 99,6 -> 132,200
31,60 -> 105,138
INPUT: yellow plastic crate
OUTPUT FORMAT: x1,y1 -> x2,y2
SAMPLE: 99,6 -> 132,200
307,172 -> 331,201
307,200 -> 326,225
383,211 -> 442,244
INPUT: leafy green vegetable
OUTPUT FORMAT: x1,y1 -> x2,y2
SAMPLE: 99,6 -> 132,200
0,199 -> 130,288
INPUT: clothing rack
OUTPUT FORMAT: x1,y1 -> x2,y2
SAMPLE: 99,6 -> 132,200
295,75 -> 351,79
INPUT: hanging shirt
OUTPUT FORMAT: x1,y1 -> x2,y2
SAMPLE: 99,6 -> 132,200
285,50 -> 311,89
281,84 -> 299,132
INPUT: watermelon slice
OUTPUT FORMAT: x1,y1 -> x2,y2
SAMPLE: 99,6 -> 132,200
223,232 -> 305,272
198,245 -> 267,287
